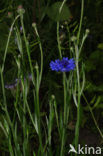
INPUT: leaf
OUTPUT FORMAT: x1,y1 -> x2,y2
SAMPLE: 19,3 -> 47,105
46,2 -> 71,22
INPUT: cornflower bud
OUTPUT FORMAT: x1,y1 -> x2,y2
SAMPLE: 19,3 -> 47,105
7,12 -> 13,18
17,5 -> 25,14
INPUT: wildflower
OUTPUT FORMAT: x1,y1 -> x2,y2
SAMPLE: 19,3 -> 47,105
71,36 -> 77,42
17,5 -> 25,14
5,74 -> 33,90
50,59 -> 61,71
5,83 -> 17,90
50,57 -> 75,72
85,29 -> 90,34
20,26 -> 23,33
7,12 -> 13,18
32,22 -> 36,28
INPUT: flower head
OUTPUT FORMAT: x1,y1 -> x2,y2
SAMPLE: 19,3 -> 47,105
50,57 -> 75,72
50,59 -> 61,71
5,74 -> 33,90
5,83 -> 17,90
17,5 -> 25,14
7,12 -> 13,18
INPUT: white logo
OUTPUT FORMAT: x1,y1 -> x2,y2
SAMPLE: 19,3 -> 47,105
68,144 -> 77,154
68,144 -> 102,155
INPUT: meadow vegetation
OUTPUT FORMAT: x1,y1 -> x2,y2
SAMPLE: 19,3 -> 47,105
0,0 -> 103,155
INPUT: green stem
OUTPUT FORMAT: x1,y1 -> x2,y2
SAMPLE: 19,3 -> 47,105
77,0 -> 84,44
32,23 -> 43,86
74,45 -> 81,154
74,0 -> 84,152
0,69 -> 21,155
59,0 -> 67,13
20,15 -> 35,85
1,15 -> 20,72
83,93 -> 103,139
22,81 -> 27,154
35,66 -> 43,155
60,73 -> 67,156
57,22 -> 62,59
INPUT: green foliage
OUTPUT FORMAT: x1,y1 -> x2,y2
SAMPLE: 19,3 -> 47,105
46,2 -> 71,21
0,23 -> 9,51
0,0 -> 103,155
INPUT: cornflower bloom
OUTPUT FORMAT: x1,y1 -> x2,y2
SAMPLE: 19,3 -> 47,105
50,57 -> 75,72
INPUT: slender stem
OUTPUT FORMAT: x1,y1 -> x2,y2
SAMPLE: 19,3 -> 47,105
57,22 -> 62,59
35,66 -> 43,155
22,80 -> 27,151
74,1 -> 84,153
33,23 -> 43,86
77,0 -> 84,44
83,93 -> 103,139
0,69 -> 20,155
20,15 -> 35,86
66,25 -> 72,57
74,44 -> 81,154
32,23 -> 44,154
60,73 -> 67,156
59,0 -> 67,13
63,73 -> 67,126
1,15 -> 20,72
54,100 -> 61,138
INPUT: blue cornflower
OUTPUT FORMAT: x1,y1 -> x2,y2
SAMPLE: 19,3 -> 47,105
50,57 -> 75,72
50,59 -> 61,71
